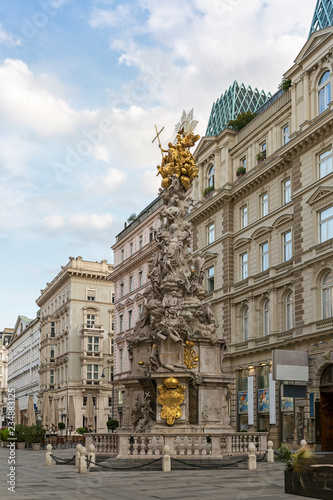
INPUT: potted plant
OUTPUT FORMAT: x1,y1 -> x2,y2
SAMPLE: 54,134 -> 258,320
236,166 -> 246,178
278,77 -> 291,92
58,422 -> 66,434
106,419 -> 119,433
25,425 -> 46,451
76,427 -> 89,435
15,424 -> 28,450
0,426 -> 9,446
256,151 -> 266,163
203,186 -> 214,199
276,443 -> 312,495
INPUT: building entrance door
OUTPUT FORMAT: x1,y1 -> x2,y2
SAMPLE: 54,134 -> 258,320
320,364 -> 333,452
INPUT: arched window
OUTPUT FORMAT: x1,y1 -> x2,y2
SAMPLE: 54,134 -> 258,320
286,291 -> 294,330
243,307 -> 249,341
208,165 -> 215,189
318,71 -> 331,114
322,271 -> 333,318
263,300 -> 270,336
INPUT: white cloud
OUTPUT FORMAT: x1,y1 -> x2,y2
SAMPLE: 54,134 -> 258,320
0,23 -> 22,47
43,215 -> 65,229
69,212 -> 113,230
89,5 -> 131,28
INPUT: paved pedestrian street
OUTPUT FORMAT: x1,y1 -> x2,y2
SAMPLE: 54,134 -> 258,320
0,447 -> 305,500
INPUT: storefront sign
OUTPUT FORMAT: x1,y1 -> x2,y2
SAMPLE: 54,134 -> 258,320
272,350 -> 308,382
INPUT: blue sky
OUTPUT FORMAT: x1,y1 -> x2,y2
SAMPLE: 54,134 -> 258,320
0,0 -> 316,328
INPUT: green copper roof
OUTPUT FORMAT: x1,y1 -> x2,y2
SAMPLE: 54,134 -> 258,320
205,81 -> 271,136
309,0 -> 333,36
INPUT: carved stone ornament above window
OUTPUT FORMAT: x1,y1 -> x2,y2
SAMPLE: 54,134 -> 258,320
251,226 -> 273,240
307,186 -> 333,206
234,238 -> 252,250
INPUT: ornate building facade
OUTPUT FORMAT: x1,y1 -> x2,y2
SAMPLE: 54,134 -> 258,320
0,328 -> 13,426
37,257 -> 114,432
188,27 -> 333,449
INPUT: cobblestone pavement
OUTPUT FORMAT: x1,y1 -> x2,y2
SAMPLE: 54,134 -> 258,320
0,446 -> 305,500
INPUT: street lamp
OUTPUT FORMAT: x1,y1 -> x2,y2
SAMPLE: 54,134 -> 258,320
101,367 -> 115,420
58,380 -> 69,437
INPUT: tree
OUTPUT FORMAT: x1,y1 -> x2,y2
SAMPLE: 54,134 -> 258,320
227,111 -> 257,131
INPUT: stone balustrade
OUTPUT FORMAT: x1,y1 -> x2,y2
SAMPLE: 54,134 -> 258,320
85,432 -> 268,458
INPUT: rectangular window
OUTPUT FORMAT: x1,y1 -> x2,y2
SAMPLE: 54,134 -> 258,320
283,179 -> 291,204
139,235 -> 143,249
87,364 -> 99,380
129,276 -> 133,292
120,282 -> 124,298
261,193 -> 268,217
130,242 -> 133,256
108,396 -> 112,407
87,289 -> 96,301
208,223 -> 215,244
149,229 -> 154,242
111,339 -> 114,354
50,345 -> 55,360
119,314 -> 123,332
320,206 -> 333,242
119,349 -> 123,373
87,336 -> 100,352
260,242 -> 269,271
50,321 -> 55,337
241,253 -> 248,280
87,314 -> 95,328
319,149 -> 333,178
128,310 -> 132,329
50,369 -> 54,385
111,293 -> 115,304
207,267 -> 214,293
283,125 -> 290,144
241,205 -> 248,229
121,249 -> 124,262
138,271 -> 143,287
241,157 -> 246,169
283,231 -> 292,262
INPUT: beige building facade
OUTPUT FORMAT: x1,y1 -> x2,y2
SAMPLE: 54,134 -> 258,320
37,257 -> 114,432
0,328 -> 13,426
188,27 -> 333,450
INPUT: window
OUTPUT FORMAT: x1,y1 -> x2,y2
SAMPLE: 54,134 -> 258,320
121,249 -> 124,262
129,276 -> 133,292
139,235 -> 143,249
119,349 -> 123,373
283,179 -> 291,204
208,223 -> 215,244
243,307 -> 249,341
260,242 -> 269,271
130,242 -> 133,256
119,314 -> 123,332
149,229 -> 154,242
286,291 -> 294,330
128,310 -> 132,329
318,70 -> 331,114
241,253 -> 248,280
207,267 -> 214,293
208,165 -> 215,188
87,364 -> 99,380
120,282 -> 124,298
87,289 -> 96,301
50,369 -> 54,385
319,206 -> 333,242
87,336 -> 100,352
87,314 -> 95,328
50,345 -> 55,360
50,321 -> 55,337
260,193 -> 268,217
283,125 -> 290,145
319,149 -> 332,178
240,157 -> 246,169
83,396 -> 96,406
322,271 -> 333,318
138,271 -> 143,287
241,205 -> 248,229
263,300 -> 270,336
283,231 -> 292,262
111,293 -> 115,304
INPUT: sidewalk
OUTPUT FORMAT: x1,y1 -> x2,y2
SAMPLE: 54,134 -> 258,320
0,446 -> 305,500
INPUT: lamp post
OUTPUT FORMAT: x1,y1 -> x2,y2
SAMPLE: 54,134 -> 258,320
101,367 -> 115,420
58,380 -> 69,437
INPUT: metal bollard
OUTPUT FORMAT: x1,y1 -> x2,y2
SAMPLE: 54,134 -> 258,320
87,444 -> 96,469
267,440 -> 274,463
248,442 -> 257,470
75,444 -> 82,467
45,444 -> 53,466
162,445 -> 171,472
78,446 -> 87,473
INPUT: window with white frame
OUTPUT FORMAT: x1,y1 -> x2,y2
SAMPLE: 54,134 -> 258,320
50,321 -> 55,337
263,299 -> 270,336
319,206 -> 333,242
208,165 -> 215,188
260,193 -> 268,217
87,314 -> 95,328
111,292 -> 115,303
241,252 -> 248,280
283,231 -> 292,262
319,149 -> 333,178
87,289 -> 96,301
283,125 -> 290,144
119,314 -> 123,332
87,364 -> 99,380
318,71 -> 331,114
87,336 -> 99,352
283,179 -> 291,204
50,369 -> 55,385
243,307 -> 249,341
129,276 -> 133,292
50,345 -> 55,360
208,223 -> 215,244
322,271 -> 333,318
260,242 -> 269,271
138,271 -> 143,287
241,157 -> 246,169
128,310 -> 132,329
286,291 -> 294,330
241,205 -> 248,229
207,267 -> 214,293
